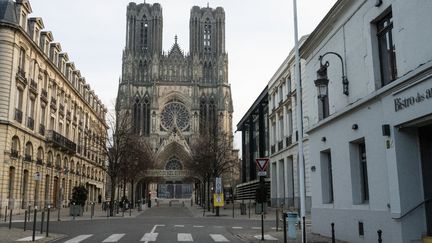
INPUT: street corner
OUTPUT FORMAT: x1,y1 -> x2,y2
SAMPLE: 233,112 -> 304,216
0,227 -> 66,243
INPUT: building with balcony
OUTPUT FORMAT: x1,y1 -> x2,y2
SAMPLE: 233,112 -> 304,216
267,37 -> 312,212
0,0 -> 108,213
302,0 -> 432,242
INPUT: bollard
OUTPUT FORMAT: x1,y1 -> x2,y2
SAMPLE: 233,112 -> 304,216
46,206 -> 50,237
303,216 -> 306,242
8,209 -> 12,229
331,222 -> 335,243
248,200 -> 251,219
28,205 -> 31,221
91,203 -> 95,219
72,203 -> 76,220
276,208 -> 279,231
4,206 -> 7,222
24,210 -> 28,231
129,206 -> 132,216
40,211 -> 45,234
232,200 -> 235,218
283,212 -> 287,243
57,205 -> 61,221
32,207 -> 37,242
377,229 -> 382,243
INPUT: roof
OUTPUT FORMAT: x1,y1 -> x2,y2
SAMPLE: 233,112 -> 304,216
0,0 -> 18,25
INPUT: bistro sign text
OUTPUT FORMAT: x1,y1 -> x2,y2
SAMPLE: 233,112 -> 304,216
394,87 -> 432,112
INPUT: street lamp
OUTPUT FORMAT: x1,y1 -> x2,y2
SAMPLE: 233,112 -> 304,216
318,52 -> 349,96
314,63 -> 329,100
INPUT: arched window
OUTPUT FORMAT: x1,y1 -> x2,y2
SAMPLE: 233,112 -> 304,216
11,136 -> 20,158
142,95 -> 151,136
140,16 -> 149,51
55,154 -> 61,169
133,97 -> 141,133
37,147 -> 44,164
199,96 -> 207,135
203,18 -> 211,52
64,157 -> 68,170
24,142 -> 33,162
47,151 -> 53,167
165,157 -> 183,170
70,160 -> 74,172
8,167 -> 15,203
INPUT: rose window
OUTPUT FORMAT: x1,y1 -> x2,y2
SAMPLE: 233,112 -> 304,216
165,158 -> 183,170
161,102 -> 190,131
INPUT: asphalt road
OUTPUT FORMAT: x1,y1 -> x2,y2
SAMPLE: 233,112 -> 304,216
43,205 -> 277,243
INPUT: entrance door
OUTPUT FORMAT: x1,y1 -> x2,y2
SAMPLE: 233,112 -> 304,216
419,125 -> 432,236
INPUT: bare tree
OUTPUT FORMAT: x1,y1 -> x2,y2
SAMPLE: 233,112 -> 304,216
118,134 -> 155,208
189,131 -> 237,215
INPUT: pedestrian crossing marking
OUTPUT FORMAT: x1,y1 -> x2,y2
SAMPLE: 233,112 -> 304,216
193,225 -> 204,228
210,234 -> 230,242
178,233 -> 194,241
140,233 -> 158,242
63,234 -> 93,243
102,233 -> 125,242
232,226 -> 243,229
16,236 -> 44,241
175,224 -> 185,227
254,234 -> 278,241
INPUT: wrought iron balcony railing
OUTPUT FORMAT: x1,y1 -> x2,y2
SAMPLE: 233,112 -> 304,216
10,149 -> 19,158
27,117 -> 34,130
14,108 -> 23,123
39,124 -> 45,136
46,130 -> 76,154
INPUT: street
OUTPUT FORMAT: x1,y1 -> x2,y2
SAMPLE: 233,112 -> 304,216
47,204 -> 277,243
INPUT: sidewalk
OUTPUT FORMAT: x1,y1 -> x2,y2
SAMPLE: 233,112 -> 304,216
0,204 -> 147,242
187,202 -> 343,243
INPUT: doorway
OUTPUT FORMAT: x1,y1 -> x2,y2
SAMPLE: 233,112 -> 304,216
419,124 -> 432,236
53,177 -> 59,208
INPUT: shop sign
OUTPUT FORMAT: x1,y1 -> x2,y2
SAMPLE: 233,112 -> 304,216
394,87 -> 432,112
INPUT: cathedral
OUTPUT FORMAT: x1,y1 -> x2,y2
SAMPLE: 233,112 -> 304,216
115,2 -> 234,200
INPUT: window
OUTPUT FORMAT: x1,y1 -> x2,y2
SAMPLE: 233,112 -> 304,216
287,110 -> 293,136
286,76 -> 292,94
19,48 -> 26,71
203,18 -> 211,52
377,11 -> 397,86
320,150 -> 334,203
350,139 -> 369,204
318,96 -> 329,120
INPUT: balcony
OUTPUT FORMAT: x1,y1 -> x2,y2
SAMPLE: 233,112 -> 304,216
286,135 -> 292,147
24,154 -> 32,162
16,67 -> 27,86
29,79 -> 38,94
10,149 -> 19,158
50,97 -> 57,110
39,124 -> 45,136
46,130 -> 76,154
278,140 -> 283,151
40,88 -> 48,102
271,145 -> 275,154
14,108 -> 23,123
27,117 -> 34,130
36,159 -> 43,165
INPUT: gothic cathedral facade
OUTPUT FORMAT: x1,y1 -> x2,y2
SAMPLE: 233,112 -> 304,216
116,2 -> 234,199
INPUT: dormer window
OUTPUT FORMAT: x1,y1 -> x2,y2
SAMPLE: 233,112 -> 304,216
34,28 -> 39,43
21,12 -> 27,29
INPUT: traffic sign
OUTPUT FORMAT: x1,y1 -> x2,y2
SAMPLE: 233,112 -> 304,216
215,177 -> 222,194
257,171 -> 267,177
256,158 -> 269,171
213,193 -> 224,207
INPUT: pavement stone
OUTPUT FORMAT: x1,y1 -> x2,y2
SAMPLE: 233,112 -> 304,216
0,227 -> 65,243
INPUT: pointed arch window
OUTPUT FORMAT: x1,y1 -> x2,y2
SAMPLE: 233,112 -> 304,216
142,95 -> 151,136
199,96 -> 207,135
133,97 -> 141,133
204,18 -> 211,52
141,16 -> 149,51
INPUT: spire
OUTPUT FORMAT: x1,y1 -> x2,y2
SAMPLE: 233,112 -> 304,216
175,35 -> 178,44
207,2 -> 209,8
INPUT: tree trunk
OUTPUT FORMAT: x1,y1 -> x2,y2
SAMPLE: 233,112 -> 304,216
130,180 -> 134,209
123,179 -> 126,199
207,177 -> 211,211
109,176 -> 116,217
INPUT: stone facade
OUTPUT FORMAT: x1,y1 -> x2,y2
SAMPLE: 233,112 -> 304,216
0,0 -> 108,213
116,2 -> 235,199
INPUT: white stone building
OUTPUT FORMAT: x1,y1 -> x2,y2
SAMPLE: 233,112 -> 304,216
301,0 -> 432,242
268,38 -> 312,212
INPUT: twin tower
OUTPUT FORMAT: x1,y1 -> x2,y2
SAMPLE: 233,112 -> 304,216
122,2 -> 228,84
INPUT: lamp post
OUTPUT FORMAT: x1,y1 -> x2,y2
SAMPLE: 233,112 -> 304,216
318,52 -> 349,96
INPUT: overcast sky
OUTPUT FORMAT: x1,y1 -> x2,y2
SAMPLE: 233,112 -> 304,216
28,0 -> 337,150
